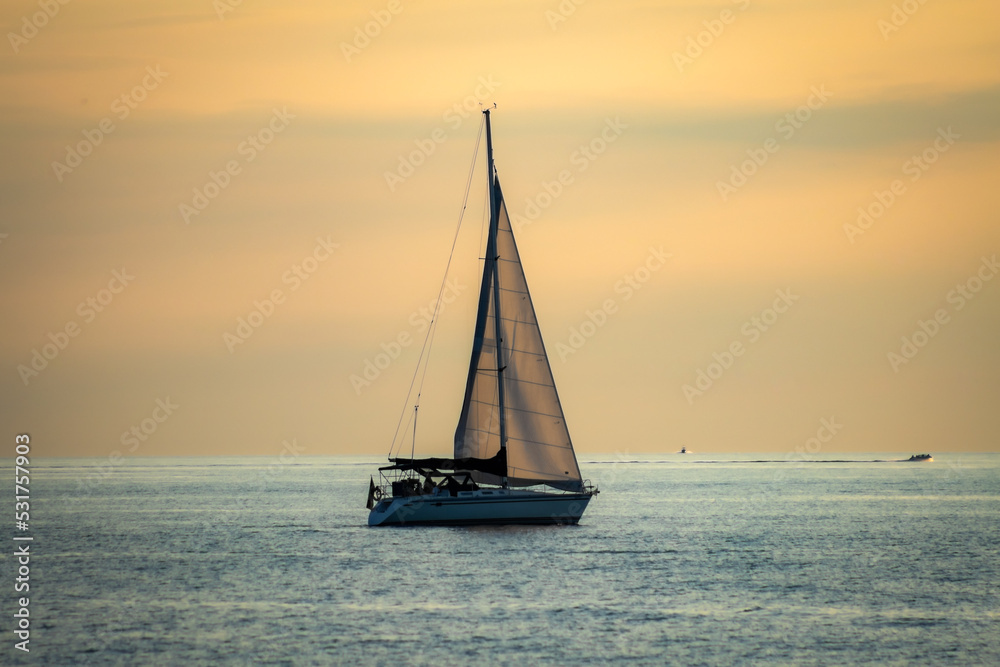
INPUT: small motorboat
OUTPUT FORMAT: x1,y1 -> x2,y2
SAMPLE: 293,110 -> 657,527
906,454 -> 933,462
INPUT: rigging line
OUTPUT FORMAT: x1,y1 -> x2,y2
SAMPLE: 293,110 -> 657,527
387,112 -> 487,459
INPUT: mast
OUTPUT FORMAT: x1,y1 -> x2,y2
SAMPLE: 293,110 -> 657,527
483,108 -> 508,478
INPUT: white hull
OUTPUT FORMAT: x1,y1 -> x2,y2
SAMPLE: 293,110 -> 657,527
368,488 -> 593,527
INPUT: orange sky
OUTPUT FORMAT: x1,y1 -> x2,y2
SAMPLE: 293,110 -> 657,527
2,0 -> 999,458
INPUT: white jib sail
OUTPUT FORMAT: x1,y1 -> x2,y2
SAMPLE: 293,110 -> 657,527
454,178 -> 584,492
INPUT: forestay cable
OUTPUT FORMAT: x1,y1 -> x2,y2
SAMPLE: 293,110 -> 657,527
388,113 -> 486,459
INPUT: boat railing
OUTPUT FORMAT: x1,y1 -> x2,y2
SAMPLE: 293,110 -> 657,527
375,466 -> 482,500
376,468 -> 415,495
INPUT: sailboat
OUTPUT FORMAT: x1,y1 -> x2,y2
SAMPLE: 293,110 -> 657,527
366,108 -> 598,526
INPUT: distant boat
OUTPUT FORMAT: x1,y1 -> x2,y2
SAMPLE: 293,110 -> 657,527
366,108 -> 598,527
906,454 -> 933,462
679,447 -> 690,454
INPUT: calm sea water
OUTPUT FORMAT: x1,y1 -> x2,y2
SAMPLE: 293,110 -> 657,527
3,454 -> 998,665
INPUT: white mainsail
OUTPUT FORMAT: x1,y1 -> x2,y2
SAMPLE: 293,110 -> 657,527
453,174 -> 584,492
